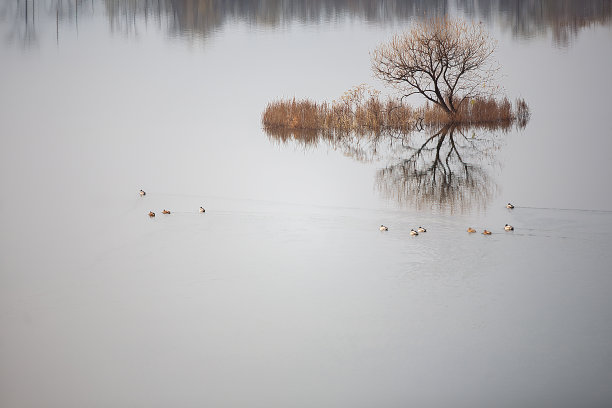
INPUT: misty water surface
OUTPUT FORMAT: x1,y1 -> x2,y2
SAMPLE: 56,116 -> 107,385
1,1 -> 612,407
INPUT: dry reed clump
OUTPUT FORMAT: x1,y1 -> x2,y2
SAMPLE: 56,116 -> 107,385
262,99 -> 324,131
262,99 -> 416,136
262,88 -> 530,136
419,97 -> 522,129
262,85 -> 417,136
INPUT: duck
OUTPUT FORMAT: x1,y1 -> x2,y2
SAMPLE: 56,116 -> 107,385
507,203 -> 514,209
410,229 -> 418,236
380,225 -> 388,231
140,189 -> 146,196
148,211 -> 155,217
162,209 -> 171,214
482,230 -> 492,235
199,206 -> 206,213
417,226 -> 427,233
504,224 -> 514,231
467,227 -> 476,233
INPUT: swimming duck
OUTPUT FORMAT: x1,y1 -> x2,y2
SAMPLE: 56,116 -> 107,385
482,230 -> 492,235
417,226 -> 426,233
148,211 -> 155,217
140,189 -> 146,196
410,229 -> 418,236
507,203 -> 514,209
467,227 -> 476,233
199,206 -> 206,213
504,224 -> 514,231
162,209 -> 171,214
380,225 -> 388,231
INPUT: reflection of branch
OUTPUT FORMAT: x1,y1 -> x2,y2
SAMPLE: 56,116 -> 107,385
266,121 -> 503,213
375,125 -> 498,213
401,124 -> 450,163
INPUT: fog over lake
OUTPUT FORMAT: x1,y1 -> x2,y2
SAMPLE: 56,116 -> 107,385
1,1 -> 612,407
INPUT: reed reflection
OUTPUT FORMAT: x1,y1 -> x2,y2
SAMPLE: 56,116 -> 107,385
267,122 -> 512,213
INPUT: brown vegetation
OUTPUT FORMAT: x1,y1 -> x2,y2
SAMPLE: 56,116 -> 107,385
263,18 -> 531,136
262,86 -> 529,137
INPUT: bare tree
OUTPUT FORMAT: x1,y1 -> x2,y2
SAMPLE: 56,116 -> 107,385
371,17 -> 499,116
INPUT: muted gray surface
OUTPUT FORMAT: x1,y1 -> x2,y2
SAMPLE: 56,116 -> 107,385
1,1 -> 612,407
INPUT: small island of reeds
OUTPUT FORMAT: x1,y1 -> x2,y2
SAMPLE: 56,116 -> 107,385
262,17 -> 530,136
262,89 -> 530,136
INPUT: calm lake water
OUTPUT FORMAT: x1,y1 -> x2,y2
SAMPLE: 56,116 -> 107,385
1,1 -> 612,407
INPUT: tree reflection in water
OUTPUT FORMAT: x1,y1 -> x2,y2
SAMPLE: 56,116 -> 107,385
266,122 -> 512,213
375,124 -> 501,213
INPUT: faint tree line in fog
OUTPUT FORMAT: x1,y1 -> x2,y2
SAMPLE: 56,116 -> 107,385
457,0 -> 612,47
3,0 -> 609,47
100,0 -> 612,45
1,0 -> 94,47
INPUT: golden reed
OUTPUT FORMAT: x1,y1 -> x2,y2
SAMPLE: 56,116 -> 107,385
262,90 -> 529,135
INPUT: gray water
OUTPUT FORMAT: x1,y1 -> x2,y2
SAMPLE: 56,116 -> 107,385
1,1 -> 612,407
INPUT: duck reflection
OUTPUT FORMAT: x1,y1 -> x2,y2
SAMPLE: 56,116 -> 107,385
267,123 -> 509,213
